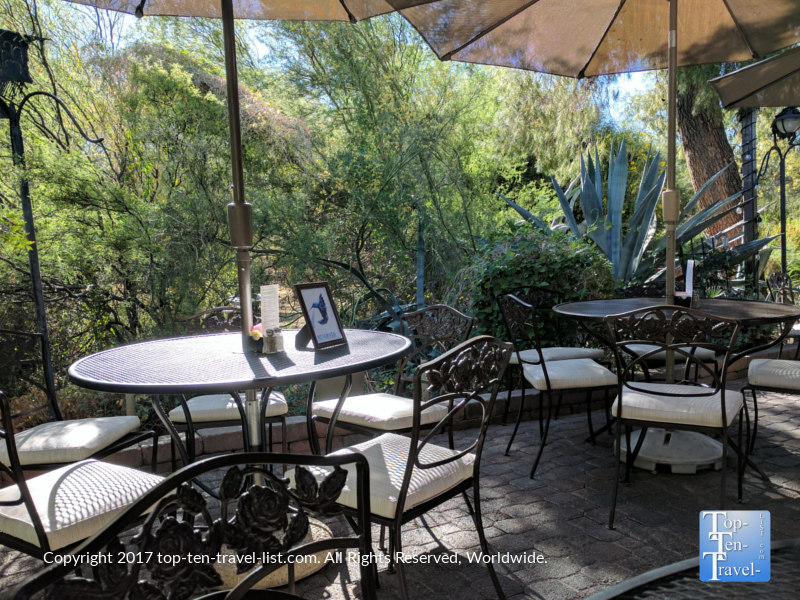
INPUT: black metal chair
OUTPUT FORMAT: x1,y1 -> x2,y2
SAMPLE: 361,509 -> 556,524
0,329 -> 157,473
310,304 -> 475,451
0,390 -> 165,558
605,306 -> 749,529
3,452 -> 376,600
615,282 -> 718,382
765,271 -> 796,305
615,280 -> 668,299
497,294 -> 617,478
163,307 -> 288,470
742,275 -> 799,454
494,287 -> 606,451
293,335 -> 512,600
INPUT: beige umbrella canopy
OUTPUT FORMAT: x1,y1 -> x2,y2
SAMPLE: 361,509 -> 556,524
401,0 -> 800,78
66,0 -> 434,20
709,45 -> 800,110
402,0 -> 800,305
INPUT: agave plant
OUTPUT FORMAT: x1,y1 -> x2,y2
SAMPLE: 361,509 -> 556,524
548,141 -> 769,284
542,141 -> 666,282
501,140 -> 775,285
551,140 -> 665,282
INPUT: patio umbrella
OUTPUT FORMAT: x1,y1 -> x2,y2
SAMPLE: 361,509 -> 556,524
400,0 -> 800,306
62,0 -> 438,343
709,45 -> 800,110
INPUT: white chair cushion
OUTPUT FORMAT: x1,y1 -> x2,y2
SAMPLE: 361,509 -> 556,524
522,358 -> 617,391
626,344 -> 716,362
509,347 -> 604,365
168,392 -> 287,423
0,416 -> 141,467
612,382 -> 743,428
0,459 -> 164,550
286,433 -> 474,519
312,393 -> 448,431
748,359 -> 800,391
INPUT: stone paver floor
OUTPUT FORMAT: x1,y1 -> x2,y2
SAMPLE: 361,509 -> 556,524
1,385 -> 798,599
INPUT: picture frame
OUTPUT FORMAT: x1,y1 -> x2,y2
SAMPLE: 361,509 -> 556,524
293,281 -> 348,350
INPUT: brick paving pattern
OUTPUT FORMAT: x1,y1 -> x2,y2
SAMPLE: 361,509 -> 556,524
1,385 -> 798,599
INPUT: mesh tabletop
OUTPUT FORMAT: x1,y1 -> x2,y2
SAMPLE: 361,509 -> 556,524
68,330 -> 411,395
554,298 -> 800,326
587,539 -> 799,600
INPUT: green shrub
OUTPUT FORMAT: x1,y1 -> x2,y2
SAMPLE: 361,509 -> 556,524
465,225 -> 615,342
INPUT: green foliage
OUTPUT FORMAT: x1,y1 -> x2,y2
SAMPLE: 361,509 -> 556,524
464,225 -> 615,340
491,73 -> 609,180
0,206 -> 31,253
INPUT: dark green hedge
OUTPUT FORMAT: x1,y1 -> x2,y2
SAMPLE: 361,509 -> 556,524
466,226 -> 616,341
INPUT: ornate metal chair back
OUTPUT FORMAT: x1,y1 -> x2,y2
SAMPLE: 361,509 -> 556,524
394,305 -> 474,395
615,280 -> 667,299
496,293 -> 563,393
766,272 -> 796,305
391,335 -> 511,517
4,452 -> 375,600
0,329 -> 62,427
605,307 -> 742,423
495,286 -> 574,348
175,306 -> 248,336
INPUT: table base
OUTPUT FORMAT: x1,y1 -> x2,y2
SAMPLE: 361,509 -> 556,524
215,518 -> 333,589
618,429 -> 724,474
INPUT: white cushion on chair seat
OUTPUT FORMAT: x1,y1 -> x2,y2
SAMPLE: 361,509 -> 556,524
627,344 -> 716,362
312,393 -> 448,431
0,459 -> 164,550
522,358 -> 616,391
748,359 -> 800,391
168,392 -> 287,423
0,416 -> 141,467
612,383 -> 743,428
509,347 -> 604,365
286,433 -> 474,519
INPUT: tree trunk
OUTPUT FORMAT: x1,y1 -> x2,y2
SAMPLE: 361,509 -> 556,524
676,82 -> 742,241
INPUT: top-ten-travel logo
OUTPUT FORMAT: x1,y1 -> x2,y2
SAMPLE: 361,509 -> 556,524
699,510 -> 770,582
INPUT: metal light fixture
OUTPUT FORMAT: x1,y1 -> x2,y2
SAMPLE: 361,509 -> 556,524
771,107 -> 800,140
758,107 -> 800,274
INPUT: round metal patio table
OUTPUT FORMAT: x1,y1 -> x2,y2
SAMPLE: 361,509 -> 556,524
553,298 -> 800,477
68,329 -> 412,462
554,297 -> 800,335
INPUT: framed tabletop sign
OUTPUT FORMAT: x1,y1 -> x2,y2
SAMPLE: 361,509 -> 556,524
293,281 -> 348,350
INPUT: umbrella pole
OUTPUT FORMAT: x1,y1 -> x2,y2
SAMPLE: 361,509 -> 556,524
220,0 -> 254,343
663,0 -> 681,383
664,0 -> 680,307
221,0 -> 262,452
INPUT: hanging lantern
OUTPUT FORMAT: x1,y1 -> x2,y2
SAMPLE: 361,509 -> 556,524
0,29 -> 37,103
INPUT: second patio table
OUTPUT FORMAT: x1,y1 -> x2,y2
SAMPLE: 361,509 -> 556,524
68,329 -> 412,462
553,297 -> 800,477
553,297 -> 800,344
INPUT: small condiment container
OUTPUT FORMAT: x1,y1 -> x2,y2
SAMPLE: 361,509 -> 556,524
263,329 -> 278,354
691,290 -> 700,309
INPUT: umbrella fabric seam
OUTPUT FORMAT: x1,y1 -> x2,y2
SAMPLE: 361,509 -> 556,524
720,0 -> 758,60
440,0 -> 544,62
577,0 -> 628,79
